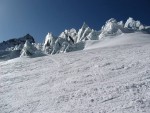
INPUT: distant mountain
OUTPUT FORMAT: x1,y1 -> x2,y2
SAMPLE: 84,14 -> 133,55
0,34 -> 35,60
0,34 -> 35,51
0,17 -> 150,61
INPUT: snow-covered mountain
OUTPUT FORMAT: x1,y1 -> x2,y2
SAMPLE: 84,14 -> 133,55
0,17 -> 150,60
42,17 -> 150,55
0,34 -> 35,51
0,34 -> 35,60
1,33 -> 150,113
1,17 -> 150,113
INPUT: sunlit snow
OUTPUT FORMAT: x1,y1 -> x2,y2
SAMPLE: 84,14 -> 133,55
1,32 -> 150,113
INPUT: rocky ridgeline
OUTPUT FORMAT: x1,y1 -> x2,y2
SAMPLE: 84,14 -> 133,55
0,17 -> 150,60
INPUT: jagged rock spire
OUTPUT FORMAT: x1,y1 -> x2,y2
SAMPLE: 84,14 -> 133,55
81,22 -> 89,29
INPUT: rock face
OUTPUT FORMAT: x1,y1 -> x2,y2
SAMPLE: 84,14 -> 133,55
0,34 -> 35,50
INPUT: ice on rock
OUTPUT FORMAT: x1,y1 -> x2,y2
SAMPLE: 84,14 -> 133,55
87,29 -> 100,40
13,44 -> 23,51
99,18 -> 123,39
20,40 -> 37,57
1,17 -> 150,58
59,29 -> 76,44
0,34 -> 35,51
117,21 -> 124,27
124,17 -> 144,30
44,32 -> 56,47
51,38 -> 67,54
51,31 -> 75,54
0,34 -> 36,60
78,22 -> 89,39
139,25 -> 145,30
66,28 -> 78,42
81,27 -> 92,40
43,32 -> 56,54
124,17 -> 136,29
77,22 -> 92,42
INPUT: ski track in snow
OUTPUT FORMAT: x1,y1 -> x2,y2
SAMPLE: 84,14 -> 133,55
0,43 -> 150,113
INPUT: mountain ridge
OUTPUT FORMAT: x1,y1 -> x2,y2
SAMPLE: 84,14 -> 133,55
0,17 -> 150,60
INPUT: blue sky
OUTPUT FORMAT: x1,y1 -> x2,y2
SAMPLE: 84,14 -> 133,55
0,0 -> 150,42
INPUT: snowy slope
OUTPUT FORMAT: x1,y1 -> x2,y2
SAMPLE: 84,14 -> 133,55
85,32 -> 150,50
1,38 -> 150,113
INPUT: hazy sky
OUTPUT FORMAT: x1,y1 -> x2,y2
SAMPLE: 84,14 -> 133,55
0,0 -> 150,42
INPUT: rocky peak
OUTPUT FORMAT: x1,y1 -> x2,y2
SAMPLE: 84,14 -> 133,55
0,34 -> 35,50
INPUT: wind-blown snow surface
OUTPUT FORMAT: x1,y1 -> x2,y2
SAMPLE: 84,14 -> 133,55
1,35 -> 150,113
85,32 -> 150,50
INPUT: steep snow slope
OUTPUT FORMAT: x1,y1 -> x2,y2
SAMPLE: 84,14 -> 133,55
1,39 -> 150,113
85,32 -> 150,50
